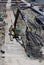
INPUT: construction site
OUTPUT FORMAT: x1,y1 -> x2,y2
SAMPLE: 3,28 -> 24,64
0,0 -> 44,65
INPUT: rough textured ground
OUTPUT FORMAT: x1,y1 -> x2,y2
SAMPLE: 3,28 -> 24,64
0,0 -> 44,65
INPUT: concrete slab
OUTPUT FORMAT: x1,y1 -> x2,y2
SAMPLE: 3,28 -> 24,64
0,0 -> 44,65
3,10 -> 44,65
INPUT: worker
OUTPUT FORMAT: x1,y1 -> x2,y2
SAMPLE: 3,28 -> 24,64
9,25 -> 14,41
